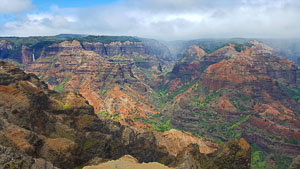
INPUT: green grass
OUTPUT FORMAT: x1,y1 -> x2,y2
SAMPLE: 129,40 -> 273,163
193,83 -> 199,92
134,113 -> 171,133
100,89 -> 108,95
97,111 -> 110,118
79,61 -> 86,66
251,144 -> 267,169
54,99 -> 72,110
44,76 -> 57,84
84,139 -> 99,150
272,154 -> 293,169
168,80 -> 197,100
283,138 -> 300,145
231,100 -> 247,112
193,89 -> 222,108
97,111 -> 120,121
54,76 -> 71,93
279,84 -> 300,104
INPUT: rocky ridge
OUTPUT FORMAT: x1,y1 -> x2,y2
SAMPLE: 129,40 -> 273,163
0,61 -> 175,168
0,61 -> 251,169
1,36 -> 298,168
159,41 -> 300,168
24,40 -> 164,130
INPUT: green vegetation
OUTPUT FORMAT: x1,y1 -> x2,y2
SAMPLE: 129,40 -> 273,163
272,154 -> 293,169
54,76 -> 71,93
251,144 -> 267,169
231,100 -> 247,112
9,162 -> 16,169
97,111 -> 120,121
79,61 -> 86,66
134,113 -> 171,133
194,89 -> 222,108
216,138 -> 224,145
193,83 -> 199,92
44,76 -> 57,84
279,84 -> 300,104
100,89 -> 108,95
97,111 -> 110,118
125,117 -> 134,126
0,35 -> 141,47
49,126 -> 75,141
283,138 -> 300,145
0,35 -> 142,63
133,55 -> 147,62
168,80 -> 197,100
73,35 -> 141,44
233,44 -> 244,52
140,67 -> 154,79
228,115 -> 251,131
54,99 -> 72,110
84,139 -> 99,150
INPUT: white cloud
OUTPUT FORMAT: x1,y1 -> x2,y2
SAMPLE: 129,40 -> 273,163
0,0 -> 32,13
0,0 -> 300,40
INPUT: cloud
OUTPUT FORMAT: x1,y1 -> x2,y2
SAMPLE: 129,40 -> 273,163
0,0 -> 32,14
0,0 -> 300,40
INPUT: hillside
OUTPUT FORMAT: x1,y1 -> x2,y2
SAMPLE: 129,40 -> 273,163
158,41 -> 300,169
0,61 -> 252,169
0,36 -> 299,168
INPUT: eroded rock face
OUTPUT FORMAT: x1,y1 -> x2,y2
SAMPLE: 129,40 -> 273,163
0,61 -> 175,168
0,145 -> 58,169
0,60 -> 253,169
0,40 -> 13,59
83,138 -> 251,169
171,138 -> 251,169
81,41 -> 171,60
160,41 -> 300,168
24,40 -> 162,130
22,45 -> 34,65
156,129 -> 217,156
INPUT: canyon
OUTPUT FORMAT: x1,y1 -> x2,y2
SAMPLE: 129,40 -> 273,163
0,35 -> 299,169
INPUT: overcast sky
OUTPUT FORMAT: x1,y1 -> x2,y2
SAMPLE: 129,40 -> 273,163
0,0 -> 299,40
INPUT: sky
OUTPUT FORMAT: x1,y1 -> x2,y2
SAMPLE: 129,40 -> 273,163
0,0 -> 299,40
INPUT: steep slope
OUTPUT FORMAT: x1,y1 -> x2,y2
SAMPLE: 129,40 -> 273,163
83,138 -> 251,169
0,61 -> 176,168
23,39 -> 167,130
157,41 -> 300,169
1,36 -> 298,168
0,61 -> 251,169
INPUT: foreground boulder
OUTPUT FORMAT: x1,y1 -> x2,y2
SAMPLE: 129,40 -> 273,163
0,145 -> 58,169
83,155 -> 173,169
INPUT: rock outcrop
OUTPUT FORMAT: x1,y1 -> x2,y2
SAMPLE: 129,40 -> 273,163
0,61 -> 252,169
24,40 -> 163,130
83,139 -> 251,169
159,41 -> 300,169
156,129 -> 217,156
0,145 -> 58,169
83,155 -> 173,169
0,61 -> 175,168
21,45 -> 34,65
171,138 -> 251,169
0,40 -> 13,59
